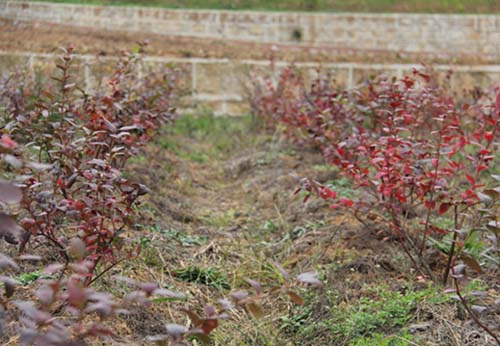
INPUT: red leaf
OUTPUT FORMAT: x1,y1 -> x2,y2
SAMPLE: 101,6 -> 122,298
319,187 -> 337,199
339,197 -> 353,207
438,203 -> 452,215
465,174 -> 475,186
75,200 -> 86,211
67,279 -> 87,309
396,192 -> 407,203
56,178 -> 65,188
199,319 -> 218,335
484,131 -> 494,142
477,165 -> 487,173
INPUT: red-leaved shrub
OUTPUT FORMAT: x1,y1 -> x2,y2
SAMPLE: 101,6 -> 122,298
251,64 -> 500,343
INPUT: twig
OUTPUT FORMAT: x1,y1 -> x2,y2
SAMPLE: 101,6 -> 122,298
443,204 -> 459,285
453,275 -> 500,345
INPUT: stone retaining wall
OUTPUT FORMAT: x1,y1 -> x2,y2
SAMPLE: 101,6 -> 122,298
2,1 -> 500,56
1,51 -> 500,115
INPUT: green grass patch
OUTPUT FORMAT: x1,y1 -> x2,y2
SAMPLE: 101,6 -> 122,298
325,176 -> 359,200
351,332 -> 416,346
430,230 -> 486,259
202,208 -> 236,228
156,112 -> 265,161
173,265 -> 231,290
17,270 -> 53,285
289,284 -> 449,345
150,225 -> 209,246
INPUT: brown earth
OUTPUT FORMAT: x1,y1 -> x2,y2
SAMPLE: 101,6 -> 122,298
1,17 -> 500,65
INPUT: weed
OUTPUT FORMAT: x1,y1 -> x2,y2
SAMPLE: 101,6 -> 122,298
17,271 -> 52,286
159,112 -> 266,161
173,266 -> 231,290
280,296 -> 314,335
351,332 -> 417,346
431,230 -> 486,259
203,209 -> 236,228
324,177 -> 358,200
280,220 -> 326,242
262,220 -> 279,233
297,285 -> 446,344
150,225 -> 208,246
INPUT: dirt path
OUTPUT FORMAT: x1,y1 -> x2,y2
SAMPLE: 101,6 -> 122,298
88,114 -> 498,345
109,115 -> 402,345
110,115 -> 355,343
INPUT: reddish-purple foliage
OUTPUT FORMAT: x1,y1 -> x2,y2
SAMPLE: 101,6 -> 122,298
0,45 -> 183,345
0,47 -> 321,345
252,64 -> 500,343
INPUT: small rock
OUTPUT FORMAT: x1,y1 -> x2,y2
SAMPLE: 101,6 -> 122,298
408,322 -> 432,333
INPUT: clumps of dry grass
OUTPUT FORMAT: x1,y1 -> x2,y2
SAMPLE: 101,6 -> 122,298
85,113 -> 499,345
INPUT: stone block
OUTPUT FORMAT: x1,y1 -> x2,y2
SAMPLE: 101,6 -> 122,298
0,55 -> 30,75
142,60 -> 193,96
224,101 -> 250,116
31,56 -> 58,82
449,71 -> 500,94
194,61 -> 246,95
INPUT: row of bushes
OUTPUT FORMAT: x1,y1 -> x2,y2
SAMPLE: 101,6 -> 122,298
0,47 -> 321,345
250,64 -> 500,344
0,45 -> 186,344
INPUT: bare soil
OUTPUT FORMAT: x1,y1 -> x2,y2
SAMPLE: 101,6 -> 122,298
1,18 -> 499,64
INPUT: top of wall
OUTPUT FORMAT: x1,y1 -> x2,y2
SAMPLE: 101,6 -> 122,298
3,0 -> 500,18
2,1 -> 500,56
3,0 -> 500,17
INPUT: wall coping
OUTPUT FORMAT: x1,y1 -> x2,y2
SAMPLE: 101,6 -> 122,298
2,51 -> 500,73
